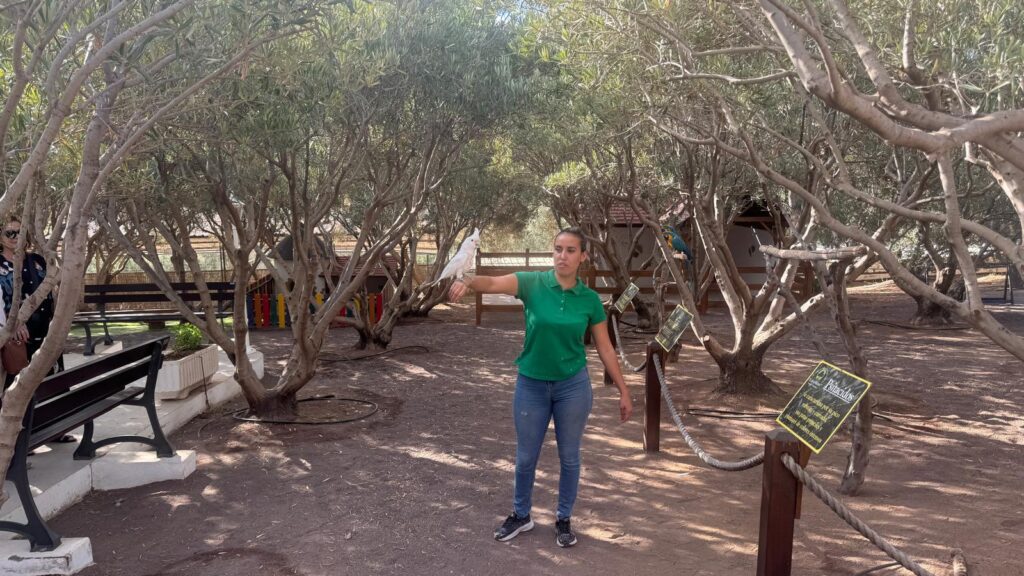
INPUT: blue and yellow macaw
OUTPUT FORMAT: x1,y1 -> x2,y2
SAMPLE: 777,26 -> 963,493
662,224 -> 696,295
661,225 -> 693,262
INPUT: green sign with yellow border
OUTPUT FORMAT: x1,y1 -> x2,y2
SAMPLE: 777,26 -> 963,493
613,282 -> 641,314
776,361 -> 871,454
655,304 -> 693,352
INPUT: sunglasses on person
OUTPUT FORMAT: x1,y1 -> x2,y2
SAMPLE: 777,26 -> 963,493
3,230 -> 19,239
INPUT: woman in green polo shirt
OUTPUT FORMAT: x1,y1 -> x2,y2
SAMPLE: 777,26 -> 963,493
448,227 -> 633,548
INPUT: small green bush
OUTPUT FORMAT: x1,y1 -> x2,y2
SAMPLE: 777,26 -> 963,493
170,323 -> 204,354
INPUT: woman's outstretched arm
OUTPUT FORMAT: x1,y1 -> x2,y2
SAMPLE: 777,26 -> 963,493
448,274 -> 518,301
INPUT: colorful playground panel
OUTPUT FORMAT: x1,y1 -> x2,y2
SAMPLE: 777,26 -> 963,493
247,292 -> 383,328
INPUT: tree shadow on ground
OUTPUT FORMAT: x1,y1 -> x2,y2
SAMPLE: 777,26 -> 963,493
50,293 -> 1024,576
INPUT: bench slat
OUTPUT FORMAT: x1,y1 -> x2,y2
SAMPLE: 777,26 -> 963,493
29,388 -> 142,448
74,310 -> 231,319
84,293 -> 233,304
78,310 -> 231,321
33,362 -> 152,432
35,339 -> 165,402
83,282 -> 234,294
81,283 -> 235,310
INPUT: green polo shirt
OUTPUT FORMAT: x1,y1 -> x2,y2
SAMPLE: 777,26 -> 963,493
514,269 -> 606,381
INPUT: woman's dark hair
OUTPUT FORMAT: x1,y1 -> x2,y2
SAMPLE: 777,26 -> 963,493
554,227 -> 587,252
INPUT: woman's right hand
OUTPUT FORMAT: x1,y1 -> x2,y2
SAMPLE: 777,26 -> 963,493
15,324 -> 29,343
619,392 -> 633,422
448,280 -> 468,302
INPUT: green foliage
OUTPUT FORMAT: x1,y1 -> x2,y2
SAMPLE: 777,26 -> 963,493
856,0 -> 1024,111
34,0 -> 1019,303
170,323 -> 204,354
484,206 -> 561,251
425,139 -> 541,238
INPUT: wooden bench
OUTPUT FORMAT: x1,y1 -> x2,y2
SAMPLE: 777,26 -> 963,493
979,264 -> 1023,305
0,337 -> 174,551
74,282 -> 234,355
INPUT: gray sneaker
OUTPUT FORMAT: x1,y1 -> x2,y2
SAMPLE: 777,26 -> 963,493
555,518 -> 577,547
494,513 -> 534,542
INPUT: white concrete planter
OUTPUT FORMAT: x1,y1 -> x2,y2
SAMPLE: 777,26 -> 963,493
156,345 -> 219,400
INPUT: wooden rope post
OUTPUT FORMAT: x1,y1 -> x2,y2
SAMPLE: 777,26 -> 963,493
643,343 -> 665,452
794,444 -> 811,520
756,428 -> 804,576
605,305 -> 619,387
475,249 -> 482,326
475,289 -> 482,326
583,265 -> 596,346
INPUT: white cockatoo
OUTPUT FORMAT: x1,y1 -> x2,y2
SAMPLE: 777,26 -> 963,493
427,228 -> 480,286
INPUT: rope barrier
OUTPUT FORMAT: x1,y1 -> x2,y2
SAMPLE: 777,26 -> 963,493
653,356 -> 765,471
636,305 -> 952,574
611,315 -> 646,373
779,453 -> 935,576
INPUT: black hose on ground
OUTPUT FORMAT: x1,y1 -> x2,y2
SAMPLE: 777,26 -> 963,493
231,394 -> 379,425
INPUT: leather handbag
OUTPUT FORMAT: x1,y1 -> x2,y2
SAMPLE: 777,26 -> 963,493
2,339 -> 29,375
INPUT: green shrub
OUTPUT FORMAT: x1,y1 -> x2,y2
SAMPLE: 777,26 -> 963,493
170,323 -> 204,354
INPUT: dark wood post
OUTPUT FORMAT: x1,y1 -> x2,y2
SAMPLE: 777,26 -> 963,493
604,306 -> 619,387
475,250 -> 482,326
583,265 -> 597,346
643,343 -> 665,452
794,445 -> 811,520
756,428 -> 803,576
475,288 -> 482,326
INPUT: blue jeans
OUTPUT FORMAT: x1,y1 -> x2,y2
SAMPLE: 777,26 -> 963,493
512,368 -> 593,520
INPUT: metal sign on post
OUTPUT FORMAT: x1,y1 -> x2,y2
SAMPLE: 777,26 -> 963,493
613,282 -> 640,313
776,361 -> 871,454
654,304 -> 693,352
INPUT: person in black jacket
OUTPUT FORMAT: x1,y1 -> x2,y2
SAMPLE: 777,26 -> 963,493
0,216 -> 55,362
1,216 -> 71,444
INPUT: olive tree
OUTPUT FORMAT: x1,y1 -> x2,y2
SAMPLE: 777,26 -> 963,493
0,0 -> 304,503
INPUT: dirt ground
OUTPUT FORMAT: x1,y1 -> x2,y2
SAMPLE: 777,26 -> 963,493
52,284 -> 1023,576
